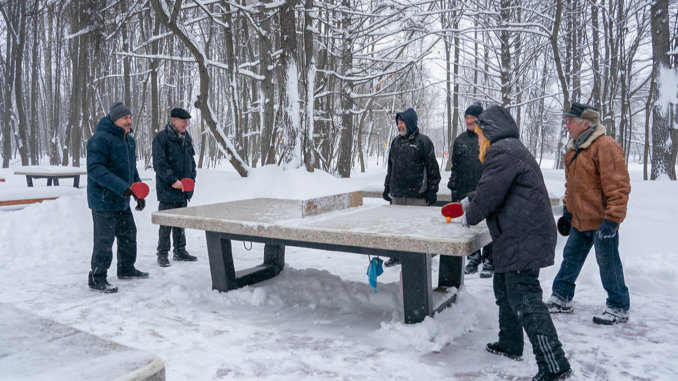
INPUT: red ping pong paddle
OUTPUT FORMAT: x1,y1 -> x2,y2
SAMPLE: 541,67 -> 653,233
441,202 -> 464,219
180,178 -> 195,192
130,182 -> 150,199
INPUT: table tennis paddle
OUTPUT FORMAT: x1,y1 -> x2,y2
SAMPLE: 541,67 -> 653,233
130,182 -> 149,199
441,202 -> 464,222
180,178 -> 195,192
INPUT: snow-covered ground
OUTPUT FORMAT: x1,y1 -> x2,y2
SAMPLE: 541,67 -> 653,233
1,160 -> 676,380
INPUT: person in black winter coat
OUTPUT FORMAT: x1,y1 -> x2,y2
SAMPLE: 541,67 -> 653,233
447,103 -> 494,278
87,102 -> 149,293
383,108 -> 441,266
462,105 -> 572,381
152,108 -> 198,267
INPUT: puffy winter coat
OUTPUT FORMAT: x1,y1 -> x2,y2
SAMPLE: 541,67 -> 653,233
465,105 -> 556,273
86,115 -> 141,211
447,129 -> 483,201
152,122 -> 197,202
563,124 -> 630,231
384,108 -> 441,198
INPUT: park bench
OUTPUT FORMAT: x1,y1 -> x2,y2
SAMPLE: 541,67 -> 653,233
0,187 -> 80,209
152,191 -> 491,324
0,303 -> 165,380
14,166 -> 87,188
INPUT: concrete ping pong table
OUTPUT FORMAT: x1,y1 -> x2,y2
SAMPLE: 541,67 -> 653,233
152,192 -> 491,324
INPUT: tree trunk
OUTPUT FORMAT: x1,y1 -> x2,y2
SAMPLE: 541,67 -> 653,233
336,0 -> 354,178
650,0 -> 673,180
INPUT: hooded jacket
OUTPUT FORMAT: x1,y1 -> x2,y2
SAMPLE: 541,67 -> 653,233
86,115 -> 141,211
563,124 -> 630,231
384,108 -> 441,198
465,105 -> 556,273
152,122 -> 197,202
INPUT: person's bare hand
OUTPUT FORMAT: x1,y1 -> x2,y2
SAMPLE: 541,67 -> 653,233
172,180 -> 184,191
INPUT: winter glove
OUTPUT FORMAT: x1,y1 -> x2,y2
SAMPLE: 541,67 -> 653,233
425,191 -> 437,206
122,188 -> 134,198
557,206 -> 572,236
382,187 -> 392,203
135,198 -> 145,211
460,197 -> 470,212
597,219 -> 618,239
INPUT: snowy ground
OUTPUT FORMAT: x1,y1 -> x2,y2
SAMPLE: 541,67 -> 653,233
1,160 -> 677,380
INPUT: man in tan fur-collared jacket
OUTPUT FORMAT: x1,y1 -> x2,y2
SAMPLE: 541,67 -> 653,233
547,102 -> 632,326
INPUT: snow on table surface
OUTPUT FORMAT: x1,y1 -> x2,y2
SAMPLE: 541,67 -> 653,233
13,165 -> 87,175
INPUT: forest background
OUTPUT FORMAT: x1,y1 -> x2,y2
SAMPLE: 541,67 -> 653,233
1,0 -> 677,180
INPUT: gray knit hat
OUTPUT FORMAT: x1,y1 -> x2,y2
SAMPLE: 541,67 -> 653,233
109,101 -> 132,122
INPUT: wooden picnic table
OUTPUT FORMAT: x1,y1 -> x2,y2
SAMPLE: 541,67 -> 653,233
14,166 -> 87,188
152,194 -> 491,324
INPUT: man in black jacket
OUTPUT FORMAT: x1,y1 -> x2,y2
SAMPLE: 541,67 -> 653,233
383,108 -> 441,267
152,107 -> 198,267
463,105 -> 571,381
447,103 -> 494,278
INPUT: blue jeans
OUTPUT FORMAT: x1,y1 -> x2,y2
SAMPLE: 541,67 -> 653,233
552,227 -> 630,311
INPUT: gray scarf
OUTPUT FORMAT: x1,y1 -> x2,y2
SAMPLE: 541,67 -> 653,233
572,124 -> 598,150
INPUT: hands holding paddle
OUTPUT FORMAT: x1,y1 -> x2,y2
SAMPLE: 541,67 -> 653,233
171,178 -> 195,193
441,197 -> 471,227
123,182 -> 149,211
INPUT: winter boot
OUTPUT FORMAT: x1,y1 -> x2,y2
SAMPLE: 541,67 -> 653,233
465,252 -> 481,274
546,295 -> 574,314
384,256 -> 401,267
593,307 -> 629,325
173,248 -> 198,262
485,342 -> 522,361
532,367 -> 572,381
157,253 -> 171,267
117,268 -> 149,279
89,279 -> 118,294
479,260 -> 494,278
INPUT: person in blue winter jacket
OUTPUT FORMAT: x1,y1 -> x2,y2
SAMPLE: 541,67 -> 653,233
86,102 -> 149,293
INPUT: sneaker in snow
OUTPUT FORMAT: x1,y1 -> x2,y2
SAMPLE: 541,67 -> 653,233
532,367 -> 573,381
479,261 -> 494,278
546,295 -> 573,314
89,280 -> 118,293
593,307 -> 629,325
485,342 -> 522,361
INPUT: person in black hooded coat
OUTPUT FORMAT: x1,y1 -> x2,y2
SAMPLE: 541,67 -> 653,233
463,105 -> 572,381
382,108 -> 441,266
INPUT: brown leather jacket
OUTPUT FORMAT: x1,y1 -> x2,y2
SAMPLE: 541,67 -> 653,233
563,125 -> 631,232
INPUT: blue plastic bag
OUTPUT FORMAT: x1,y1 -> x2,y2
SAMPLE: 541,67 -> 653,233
367,257 -> 384,293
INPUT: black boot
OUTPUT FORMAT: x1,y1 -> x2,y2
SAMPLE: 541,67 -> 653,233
157,253 -> 171,267
465,252 -> 481,274
173,248 -> 198,262
118,268 -> 149,279
485,342 -> 523,361
532,367 -> 572,381
384,256 -> 400,267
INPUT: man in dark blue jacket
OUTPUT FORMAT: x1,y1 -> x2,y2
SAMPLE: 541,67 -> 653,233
87,102 -> 149,293
383,108 -> 441,266
152,108 -> 197,267
463,105 -> 571,381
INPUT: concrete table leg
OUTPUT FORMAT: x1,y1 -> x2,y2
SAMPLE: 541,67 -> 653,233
401,252 -> 432,324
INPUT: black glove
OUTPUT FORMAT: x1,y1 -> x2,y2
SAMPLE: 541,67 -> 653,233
382,187 -> 392,202
557,206 -> 572,236
597,219 -> 618,239
425,191 -> 437,206
122,188 -> 134,198
135,198 -> 145,211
